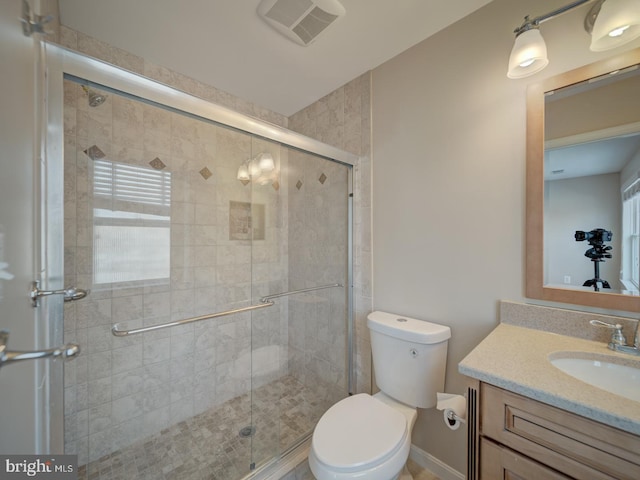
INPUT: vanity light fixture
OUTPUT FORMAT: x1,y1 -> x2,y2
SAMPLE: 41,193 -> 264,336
236,163 -> 250,181
588,0 -> 640,51
507,0 -> 640,79
507,21 -> 548,79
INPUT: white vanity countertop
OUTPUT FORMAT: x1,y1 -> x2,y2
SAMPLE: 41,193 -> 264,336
458,323 -> 640,436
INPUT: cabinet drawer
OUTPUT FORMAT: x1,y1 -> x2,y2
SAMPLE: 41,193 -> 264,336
480,437 -> 572,480
481,383 -> 640,480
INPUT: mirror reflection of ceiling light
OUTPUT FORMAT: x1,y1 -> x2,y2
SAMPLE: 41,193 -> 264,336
507,0 -> 640,79
258,152 -> 275,172
237,164 -> 250,181
236,152 -> 278,185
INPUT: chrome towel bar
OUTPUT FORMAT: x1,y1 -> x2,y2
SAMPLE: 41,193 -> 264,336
111,283 -> 343,337
260,283 -> 343,303
111,302 -> 274,337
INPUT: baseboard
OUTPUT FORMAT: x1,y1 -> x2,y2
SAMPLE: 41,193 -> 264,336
409,444 -> 465,480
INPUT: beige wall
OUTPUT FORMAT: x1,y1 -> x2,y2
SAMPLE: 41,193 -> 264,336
371,0 -> 640,473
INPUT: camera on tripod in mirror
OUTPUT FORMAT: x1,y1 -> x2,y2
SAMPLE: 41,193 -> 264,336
574,228 -> 612,261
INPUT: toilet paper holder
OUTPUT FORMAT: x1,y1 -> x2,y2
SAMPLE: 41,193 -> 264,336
444,408 -> 466,425
436,392 -> 467,429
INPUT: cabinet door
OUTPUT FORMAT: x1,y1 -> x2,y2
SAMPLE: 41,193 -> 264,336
480,438 -> 572,480
481,383 -> 640,480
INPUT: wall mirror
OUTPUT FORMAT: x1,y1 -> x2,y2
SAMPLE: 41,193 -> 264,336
526,47 -> 640,312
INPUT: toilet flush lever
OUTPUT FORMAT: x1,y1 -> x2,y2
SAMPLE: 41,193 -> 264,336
30,280 -> 89,307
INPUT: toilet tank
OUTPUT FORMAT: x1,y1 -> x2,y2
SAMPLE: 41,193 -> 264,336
367,311 -> 450,408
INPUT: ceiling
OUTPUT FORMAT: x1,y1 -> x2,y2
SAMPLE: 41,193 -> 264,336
545,133 -> 640,181
58,0 -> 493,116
544,65 -> 640,181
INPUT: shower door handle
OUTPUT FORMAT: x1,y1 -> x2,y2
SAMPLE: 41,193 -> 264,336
0,330 -> 80,370
30,280 -> 89,307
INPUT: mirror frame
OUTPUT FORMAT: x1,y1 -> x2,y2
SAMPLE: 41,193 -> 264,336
526,47 -> 640,312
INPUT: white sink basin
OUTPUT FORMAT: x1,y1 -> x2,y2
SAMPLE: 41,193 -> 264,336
549,354 -> 640,402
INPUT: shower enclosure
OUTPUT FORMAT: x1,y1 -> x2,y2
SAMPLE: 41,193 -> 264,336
51,48 -> 354,480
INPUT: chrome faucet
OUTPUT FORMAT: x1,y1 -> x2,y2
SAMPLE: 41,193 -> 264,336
590,319 -> 640,356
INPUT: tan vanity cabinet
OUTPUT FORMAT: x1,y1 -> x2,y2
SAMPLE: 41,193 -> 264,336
478,383 -> 640,480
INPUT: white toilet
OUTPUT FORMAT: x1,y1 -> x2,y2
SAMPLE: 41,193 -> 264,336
308,311 -> 451,480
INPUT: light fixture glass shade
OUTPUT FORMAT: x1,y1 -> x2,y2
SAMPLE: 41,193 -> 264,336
258,152 -> 275,171
249,159 -> 261,176
507,28 -> 549,79
237,164 -> 250,181
590,0 -> 640,51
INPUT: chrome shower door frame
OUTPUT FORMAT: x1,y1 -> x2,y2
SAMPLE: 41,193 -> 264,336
45,44 -> 357,472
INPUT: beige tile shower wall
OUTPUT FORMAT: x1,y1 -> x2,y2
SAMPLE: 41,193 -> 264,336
57,23 -> 371,397
287,150 -> 349,409
62,80 -> 288,465
56,21 -> 370,456
288,73 -> 373,394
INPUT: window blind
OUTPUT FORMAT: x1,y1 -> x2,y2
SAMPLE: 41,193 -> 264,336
93,159 -> 171,211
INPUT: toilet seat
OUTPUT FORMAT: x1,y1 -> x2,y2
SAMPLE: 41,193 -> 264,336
311,393 -> 409,473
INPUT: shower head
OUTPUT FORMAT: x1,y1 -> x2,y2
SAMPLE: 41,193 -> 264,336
81,85 -> 107,107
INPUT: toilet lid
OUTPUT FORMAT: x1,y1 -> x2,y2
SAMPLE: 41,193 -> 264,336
312,393 -> 407,470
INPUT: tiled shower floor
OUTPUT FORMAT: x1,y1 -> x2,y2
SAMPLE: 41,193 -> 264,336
77,375 -> 326,480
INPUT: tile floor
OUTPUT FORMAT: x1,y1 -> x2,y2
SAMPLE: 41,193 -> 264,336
75,373 -> 440,480
76,375 -> 326,480
407,460 -> 441,480
286,458 -> 440,480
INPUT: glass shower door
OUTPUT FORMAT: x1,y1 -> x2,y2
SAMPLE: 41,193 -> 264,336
61,72 -> 352,479
62,78 -> 257,478
248,141 -> 351,472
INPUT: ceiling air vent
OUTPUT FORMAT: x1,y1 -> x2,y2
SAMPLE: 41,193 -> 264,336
257,0 -> 345,46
